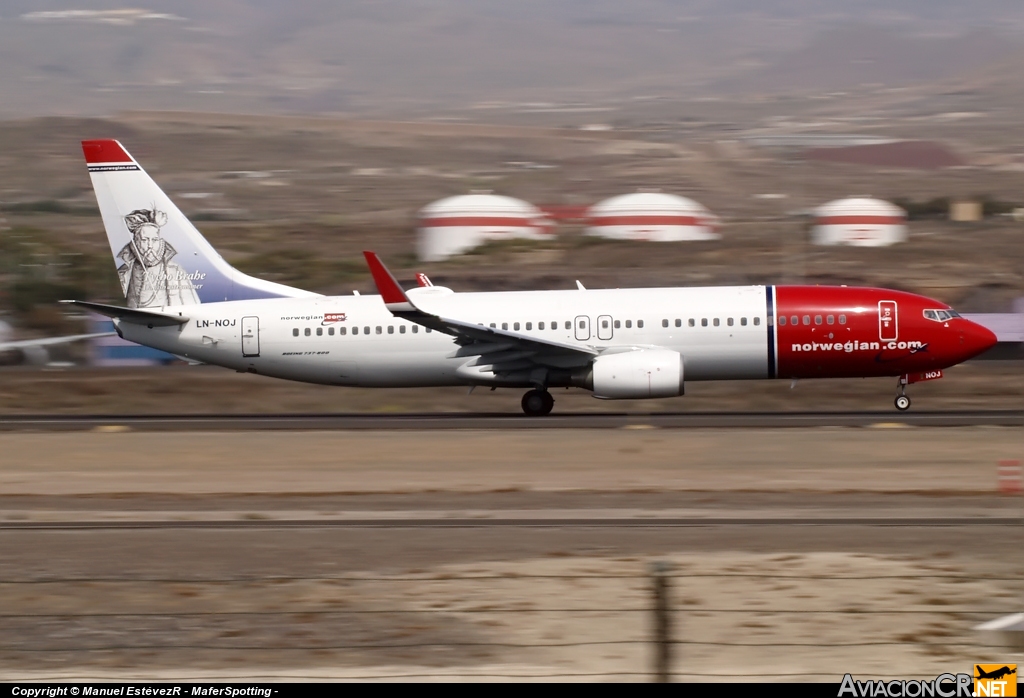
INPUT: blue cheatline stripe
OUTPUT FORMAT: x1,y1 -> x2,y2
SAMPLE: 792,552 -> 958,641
766,285 -> 777,379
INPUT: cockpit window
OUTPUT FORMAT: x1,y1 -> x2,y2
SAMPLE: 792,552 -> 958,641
924,309 -> 960,322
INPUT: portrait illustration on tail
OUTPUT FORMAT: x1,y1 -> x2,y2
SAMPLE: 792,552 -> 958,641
117,207 -> 201,308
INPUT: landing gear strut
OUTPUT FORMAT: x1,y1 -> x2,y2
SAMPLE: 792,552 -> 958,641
894,377 -> 911,411
521,389 -> 554,416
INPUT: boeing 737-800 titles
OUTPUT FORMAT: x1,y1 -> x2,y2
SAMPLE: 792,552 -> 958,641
66,140 -> 997,415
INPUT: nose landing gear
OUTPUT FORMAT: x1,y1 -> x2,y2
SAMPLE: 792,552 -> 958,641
894,376 -> 911,411
521,389 -> 554,416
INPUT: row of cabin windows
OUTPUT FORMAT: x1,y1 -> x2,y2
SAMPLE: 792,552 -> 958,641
292,317 -> 772,337
292,325 -> 434,337
777,314 -> 847,327
485,320 -> 645,331
662,317 -> 760,328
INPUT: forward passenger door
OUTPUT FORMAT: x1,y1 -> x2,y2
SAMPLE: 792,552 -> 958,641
575,315 -> 591,341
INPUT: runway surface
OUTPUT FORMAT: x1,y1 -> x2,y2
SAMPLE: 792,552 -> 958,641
1,409 -> 1022,430
0,516 -> 1020,530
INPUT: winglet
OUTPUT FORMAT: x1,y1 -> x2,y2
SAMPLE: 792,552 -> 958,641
363,251 -> 415,311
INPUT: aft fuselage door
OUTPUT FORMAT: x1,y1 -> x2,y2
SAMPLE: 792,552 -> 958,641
241,316 -> 260,357
597,314 -> 613,341
575,315 -> 591,341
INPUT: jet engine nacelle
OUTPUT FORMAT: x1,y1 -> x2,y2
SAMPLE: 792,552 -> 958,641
591,348 -> 684,399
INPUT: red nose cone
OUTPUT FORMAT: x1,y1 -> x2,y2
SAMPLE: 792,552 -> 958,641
961,319 -> 998,360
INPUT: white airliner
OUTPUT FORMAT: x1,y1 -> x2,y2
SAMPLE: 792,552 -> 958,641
66,140 -> 996,415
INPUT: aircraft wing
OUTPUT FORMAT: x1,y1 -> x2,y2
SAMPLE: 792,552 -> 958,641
0,332 -> 116,352
60,300 -> 190,327
363,252 -> 597,367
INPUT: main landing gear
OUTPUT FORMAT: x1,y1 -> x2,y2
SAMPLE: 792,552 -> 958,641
521,389 -> 554,416
894,376 -> 911,411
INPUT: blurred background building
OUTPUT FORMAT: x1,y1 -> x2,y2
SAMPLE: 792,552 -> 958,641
811,197 -> 908,247
585,192 -> 720,242
416,193 -> 554,261
89,317 -> 177,367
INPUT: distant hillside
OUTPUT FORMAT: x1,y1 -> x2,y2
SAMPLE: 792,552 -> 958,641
713,25 -> 1020,95
1,1 -> 1024,117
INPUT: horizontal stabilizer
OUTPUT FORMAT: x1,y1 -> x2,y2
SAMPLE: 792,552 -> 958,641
60,300 -> 189,327
0,332 -> 115,352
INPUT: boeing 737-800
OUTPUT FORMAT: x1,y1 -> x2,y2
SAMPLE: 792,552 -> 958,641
65,139 -> 997,415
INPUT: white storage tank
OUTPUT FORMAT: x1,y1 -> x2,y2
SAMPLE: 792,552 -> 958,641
417,194 -> 553,261
585,192 -> 720,241
812,197 -> 907,247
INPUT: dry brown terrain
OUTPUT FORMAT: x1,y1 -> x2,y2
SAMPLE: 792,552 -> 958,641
2,112 -> 1024,342
1,360 -> 1020,415
0,427 -> 1022,681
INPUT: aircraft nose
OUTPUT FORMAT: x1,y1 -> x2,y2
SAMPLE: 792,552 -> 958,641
960,319 -> 998,359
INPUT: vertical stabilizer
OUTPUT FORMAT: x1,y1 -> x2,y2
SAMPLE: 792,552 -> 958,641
82,139 -> 318,308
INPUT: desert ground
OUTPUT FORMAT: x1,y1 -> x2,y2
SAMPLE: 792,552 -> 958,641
0,427 -> 1021,681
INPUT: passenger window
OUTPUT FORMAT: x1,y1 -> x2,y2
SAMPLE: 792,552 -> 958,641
502,323 -> 508,330
328,327 -> 335,336
790,316 -> 797,325
340,327 -> 347,335
662,319 -> 669,328
375,326 -> 381,335
638,320 -> 644,328
489,323 -> 496,328
399,326 -> 406,334
304,328 -> 311,336
614,320 -> 621,329
426,328 -> 432,333
578,320 -> 585,329
675,319 -> 681,327
625,320 -> 632,328
754,317 -> 761,326
602,319 -> 609,329
412,326 -> 418,333
778,316 -> 786,326
839,314 -> 847,325
827,315 -> 834,325
364,326 -> 370,334
701,318 -> 708,327
741,317 -> 747,326
526,322 -> 532,330
388,326 -> 394,334
292,328 -> 299,337
713,318 -> 720,327
688,319 -> 695,327
814,315 -> 822,325
539,322 -> 545,330
565,321 -> 571,330
727,318 -> 734,326
316,327 -> 323,336
514,322 -> 520,331
802,315 -> 810,326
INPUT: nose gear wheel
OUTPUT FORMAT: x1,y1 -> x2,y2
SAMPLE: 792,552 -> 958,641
894,376 -> 911,411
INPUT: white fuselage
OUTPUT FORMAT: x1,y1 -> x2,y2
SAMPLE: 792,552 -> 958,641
115,285 -> 773,387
